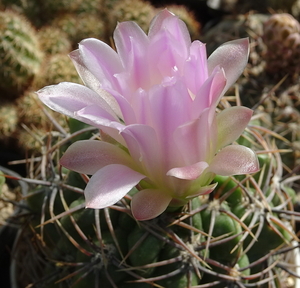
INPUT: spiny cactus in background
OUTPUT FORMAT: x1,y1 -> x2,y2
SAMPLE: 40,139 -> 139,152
40,0 -> 103,16
11,95 -> 300,288
262,13 -> 300,79
0,10 -> 43,99
265,0 -> 297,11
109,0 -> 156,33
15,91 -> 68,152
50,13 -> 106,48
37,27 -> 72,56
165,5 -> 201,40
0,102 -> 18,142
16,91 -> 68,130
0,0 -> 42,26
34,54 -> 82,89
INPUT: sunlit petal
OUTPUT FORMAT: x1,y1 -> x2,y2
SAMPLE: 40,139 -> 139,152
60,140 -> 133,175
209,145 -> 260,176
131,189 -> 172,220
85,164 -> 146,209
216,106 -> 253,150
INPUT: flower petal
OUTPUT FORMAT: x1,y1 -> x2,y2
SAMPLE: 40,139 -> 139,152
184,40 -> 208,96
85,164 -> 146,209
167,161 -> 209,180
114,21 -> 149,91
69,49 -> 123,118
148,9 -> 191,49
192,66 -> 226,118
147,81 -> 192,169
174,108 -> 216,165
75,105 -> 125,145
208,145 -> 260,176
207,38 -> 249,94
37,82 -> 118,122
131,189 -> 172,220
216,106 -> 253,150
185,183 -> 218,198
60,140 -> 133,175
121,124 -> 163,179
78,38 -> 124,91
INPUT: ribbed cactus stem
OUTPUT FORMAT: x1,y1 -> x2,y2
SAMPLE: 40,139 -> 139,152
0,10 -> 43,98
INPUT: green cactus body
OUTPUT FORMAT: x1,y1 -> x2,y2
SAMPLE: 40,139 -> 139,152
201,200 -> 243,266
0,11 -> 43,98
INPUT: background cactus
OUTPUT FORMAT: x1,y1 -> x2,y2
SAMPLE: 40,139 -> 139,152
37,27 -> 72,56
0,10 -> 43,99
262,13 -> 300,79
50,13 -> 106,48
0,102 -> 18,142
109,0 -> 156,33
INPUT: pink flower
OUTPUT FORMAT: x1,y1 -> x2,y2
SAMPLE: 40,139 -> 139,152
37,10 -> 259,221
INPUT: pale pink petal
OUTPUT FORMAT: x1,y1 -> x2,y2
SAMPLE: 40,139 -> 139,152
99,88 -> 137,125
60,140 -> 133,175
148,81 -> 193,169
37,82 -> 118,122
192,66 -> 226,118
147,26 -> 188,81
78,38 -> 124,91
85,164 -> 146,209
185,183 -> 218,198
184,40 -> 208,96
69,50 -> 123,118
113,22 -> 151,95
130,88 -> 152,125
208,145 -> 260,176
120,124 -> 163,179
146,10 -> 191,83
131,189 -> 172,220
114,21 -> 148,67
207,38 -> 249,93
75,105 -> 125,145
216,106 -> 253,150
167,162 -> 209,180
174,108 -> 215,165
148,9 -> 191,48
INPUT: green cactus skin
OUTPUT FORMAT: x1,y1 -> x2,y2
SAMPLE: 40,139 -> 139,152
0,10 -> 43,98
